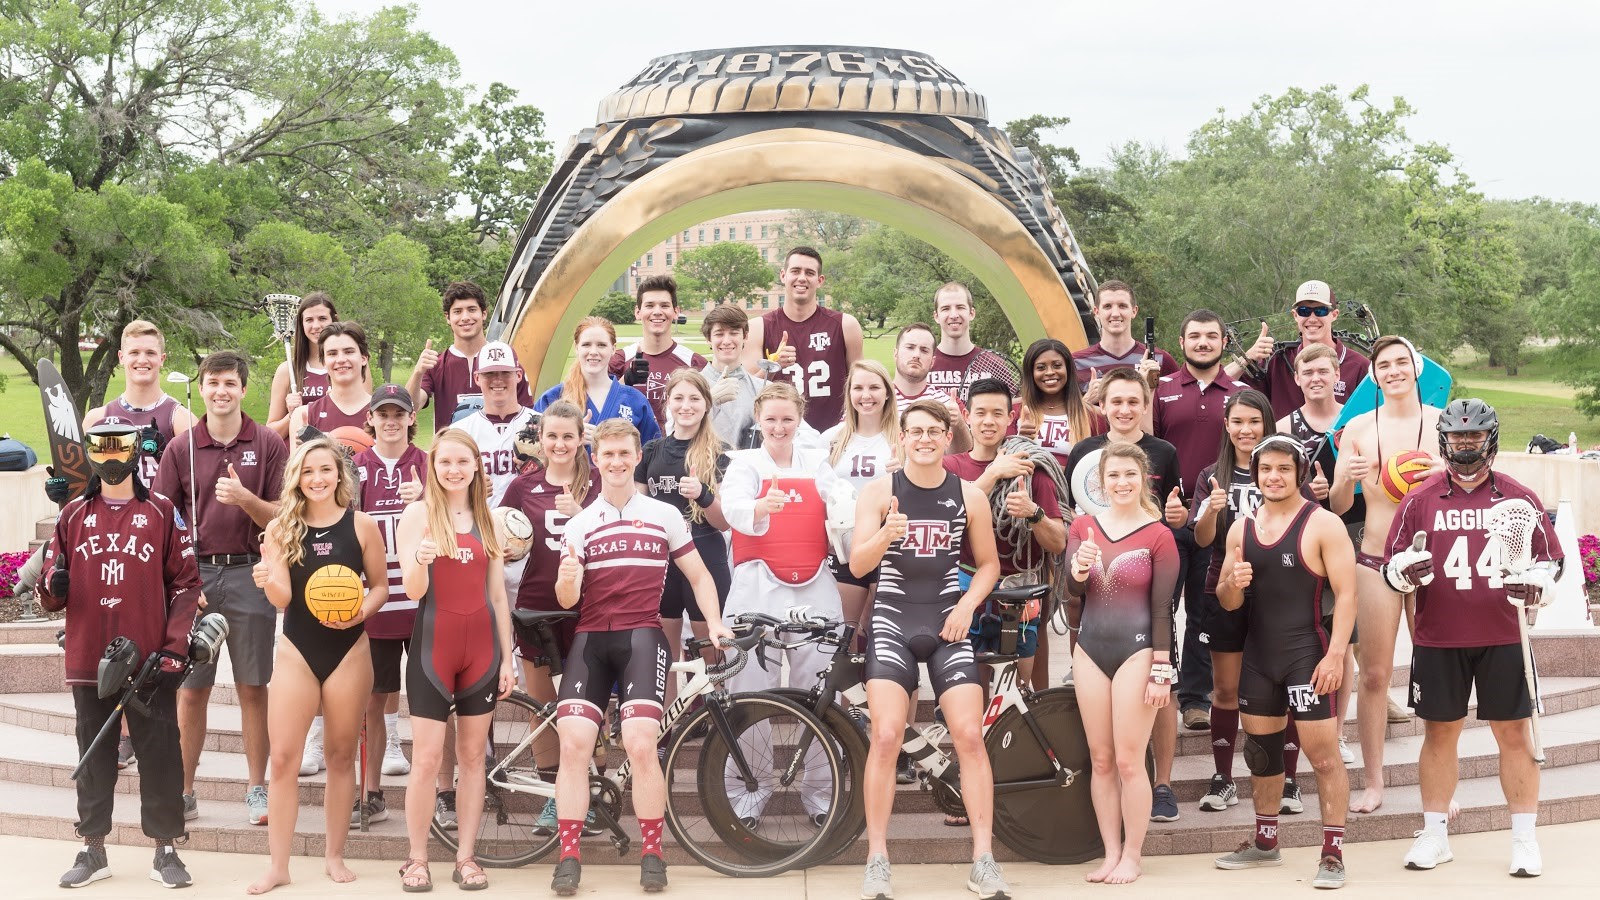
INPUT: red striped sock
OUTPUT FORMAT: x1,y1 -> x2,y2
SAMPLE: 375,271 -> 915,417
1255,814 -> 1279,851
640,816 -> 664,859
558,819 -> 583,861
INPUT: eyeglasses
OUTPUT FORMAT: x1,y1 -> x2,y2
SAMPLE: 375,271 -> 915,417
1294,305 -> 1332,318
905,427 -> 948,440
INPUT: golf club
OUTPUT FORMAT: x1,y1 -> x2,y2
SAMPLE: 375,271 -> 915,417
167,371 -> 199,535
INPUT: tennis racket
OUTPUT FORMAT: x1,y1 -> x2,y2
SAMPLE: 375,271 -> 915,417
960,348 -> 1021,402
1485,498 -> 1546,764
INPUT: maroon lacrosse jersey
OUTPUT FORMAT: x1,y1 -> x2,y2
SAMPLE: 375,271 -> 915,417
45,492 -> 202,685
1387,472 -> 1561,648
153,414 -> 288,556
608,341 -> 708,423
304,394 -> 370,433
1247,340 -> 1370,419
91,394 -> 180,486
563,493 -> 693,633
945,452 -> 1062,578
1071,341 -> 1179,387
501,468 -> 601,612
419,345 -> 536,432
928,347 -> 1021,397
299,366 -> 330,403
762,305 -> 849,432
354,444 -> 427,640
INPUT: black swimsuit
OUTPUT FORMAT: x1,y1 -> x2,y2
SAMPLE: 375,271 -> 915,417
285,510 -> 367,683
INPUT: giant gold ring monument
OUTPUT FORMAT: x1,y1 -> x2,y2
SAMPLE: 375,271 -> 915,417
490,46 -> 1099,388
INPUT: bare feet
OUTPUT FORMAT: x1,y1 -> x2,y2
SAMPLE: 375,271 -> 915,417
1086,853 -> 1121,883
246,867 -> 291,895
326,857 -> 357,884
1350,786 -> 1383,814
1105,857 -> 1143,884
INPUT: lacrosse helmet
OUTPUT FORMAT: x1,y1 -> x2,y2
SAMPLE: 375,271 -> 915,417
1437,398 -> 1498,481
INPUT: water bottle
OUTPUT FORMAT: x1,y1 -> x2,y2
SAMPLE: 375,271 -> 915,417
1570,432 -> 1580,453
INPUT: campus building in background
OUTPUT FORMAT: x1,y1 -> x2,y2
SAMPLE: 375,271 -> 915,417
612,209 -> 795,311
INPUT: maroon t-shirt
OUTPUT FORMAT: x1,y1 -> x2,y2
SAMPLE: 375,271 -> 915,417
501,467 -> 601,612
762,305 -> 849,432
153,414 -> 288,556
608,341 -> 708,423
928,347 -> 1021,398
1247,339 -> 1370,419
354,444 -> 428,640
1071,341 -> 1180,387
91,395 -> 180,486
1152,368 -> 1251,500
304,394 -> 371,433
944,452 -> 1063,579
419,345 -> 536,432
45,492 -> 202,685
1387,472 -> 1560,648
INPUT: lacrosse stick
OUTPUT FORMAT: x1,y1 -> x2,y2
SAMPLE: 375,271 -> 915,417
1485,498 -> 1545,764
264,294 -> 302,395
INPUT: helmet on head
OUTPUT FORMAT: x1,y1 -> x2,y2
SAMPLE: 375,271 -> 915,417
1437,399 -> 1498,481
1250,434 -> 1309,486
86,424 -> 142,486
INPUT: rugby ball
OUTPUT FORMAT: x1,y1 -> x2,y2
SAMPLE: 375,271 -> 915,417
494,507 -> 534,561
1379,450 -> 1433,503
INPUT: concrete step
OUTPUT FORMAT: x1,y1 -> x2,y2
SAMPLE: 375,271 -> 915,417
0,644 -> 63,693
0,621 -> 61,646
36,515 -> 57,542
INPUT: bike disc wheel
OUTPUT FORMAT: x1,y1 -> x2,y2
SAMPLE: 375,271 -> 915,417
768,687 -> 867,866
430,690 -> 561,868
663,693 -> 845,877
985,685 -> 1101,864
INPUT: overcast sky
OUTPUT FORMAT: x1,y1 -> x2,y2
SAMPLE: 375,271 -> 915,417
315,0 -> 1595,203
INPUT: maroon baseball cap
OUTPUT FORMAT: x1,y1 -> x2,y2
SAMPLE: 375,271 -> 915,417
370,383 -> 414,412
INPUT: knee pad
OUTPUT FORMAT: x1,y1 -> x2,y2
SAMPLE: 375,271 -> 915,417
1243,730 -> 1286,777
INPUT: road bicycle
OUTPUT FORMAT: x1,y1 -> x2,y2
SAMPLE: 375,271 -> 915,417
430,608 -> 844,877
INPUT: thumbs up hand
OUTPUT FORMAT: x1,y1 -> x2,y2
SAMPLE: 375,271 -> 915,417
769,330 -> 797,368
1072,535 -> 1101,579
252,557 -> 269,589
415,522 -> 439,567
759,483 -> 789,518
710,365 -> 741,405
215,463 -> 246,506
399,467 -> 425,503
1245,320 -> 1275,364
1230,555 -> 1255,591
1017,405 -> 1038,439
677,465 -> 703,503
1003,477 -> 1037,519
1200,474 -> 1226,518
557,544 -> 582,584
883,496 -> 908,543
555,478 -> 580,516
415,337 -> 440,375
1164,486 -> 1187,527
1309,461 -> 1330,501
1083,367 -> 1106,408
581,409 -> 596,446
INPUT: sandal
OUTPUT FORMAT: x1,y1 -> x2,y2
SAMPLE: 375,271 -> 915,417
944,814 -> 970,827
399,858 -> 432,893
453,856 -> 488,891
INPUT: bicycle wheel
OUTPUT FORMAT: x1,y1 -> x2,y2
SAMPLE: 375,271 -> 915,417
985,685 -> 1101,864
430,690 -> 561,868
663,693 -> 845,877
768,687 -> 868,866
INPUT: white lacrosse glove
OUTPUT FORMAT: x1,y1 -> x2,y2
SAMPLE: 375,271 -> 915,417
1504,562 -> 1558,609
1383,532 -> 1434,594
824,481 -> 858,561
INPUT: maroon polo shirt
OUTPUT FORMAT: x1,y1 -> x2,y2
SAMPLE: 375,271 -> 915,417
1071,341 -> 1180,387
1151,367 -> 1250,500
153,413 -> 288,556
1246,339 -> 1370,419
419,345 -> 536,433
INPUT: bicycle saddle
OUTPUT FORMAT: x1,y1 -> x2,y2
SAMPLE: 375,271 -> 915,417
989,582 -> 1049,607
512,609 -> 579,629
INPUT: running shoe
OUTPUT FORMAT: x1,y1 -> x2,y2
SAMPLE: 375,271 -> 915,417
116,735 -> 136,770
59,845 -> 110,888
382,731 -> 410,776
1199,774 -> 1238,812
1509,836 -> 1542,877
300,728 -> 325,776
1281,778 -> 1305,815
1214,841 -> 1284,869
350,791 -> 389,828
1150,783 -> 1181,822
551,857 -> 581,896
967,852 -> 1009,899
895,754 -> 915,785
1312,854 -> 1345,889
181,793 -> 198,822
246,784 -> 269,826
532,797 -> 559,836
1402,828 -> 1452,870
150,846 -> 192,889
861,853 -> 894,899
640,854 -> 668,893
435,790 -> 458,831
1338,737 -> 1355,765
1182,707 -> 1211,730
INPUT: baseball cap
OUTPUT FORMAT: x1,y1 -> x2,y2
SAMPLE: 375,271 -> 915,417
1294,280 -> 1335,307
476,341 -> 517,373
370,383 -> 414,412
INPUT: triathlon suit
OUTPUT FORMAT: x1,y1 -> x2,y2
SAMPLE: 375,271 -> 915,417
761,305 -> 849,432
556,494 -> 691,726
820,426 -> 896,589
501,468 -> 600,663
304,394 -> 370,433
1067,517 -> 1179,678
636,436 -> 731,623
299,366 -> 330,404
1237,501 -> 1334,720
92,395 -> 179,486
867,471 -> 978,698
408,523 -> 499,720
284,509 -> 367,683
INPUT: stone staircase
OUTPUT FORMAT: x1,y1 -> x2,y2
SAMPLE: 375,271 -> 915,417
1,617 -> 1597,869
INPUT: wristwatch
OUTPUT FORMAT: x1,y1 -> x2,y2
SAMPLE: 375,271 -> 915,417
1026,505 -> 1045,525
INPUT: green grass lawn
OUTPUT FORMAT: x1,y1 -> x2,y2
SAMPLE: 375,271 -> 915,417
5,336 -> 1594,460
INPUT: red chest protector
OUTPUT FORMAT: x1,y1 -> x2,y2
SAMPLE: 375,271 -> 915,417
731,476 -> 829,585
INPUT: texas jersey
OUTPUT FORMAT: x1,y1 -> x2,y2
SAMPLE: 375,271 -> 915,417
820,426 -> 896,492
609,341 -> 708,423
501,468 -> 601,611
563,493 -> 693,633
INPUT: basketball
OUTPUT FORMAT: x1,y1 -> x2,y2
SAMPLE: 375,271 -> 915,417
1379,450 -> 1434,503
330,425 -> 375,455
305,564 -> 364,624
494,507 -> 534,561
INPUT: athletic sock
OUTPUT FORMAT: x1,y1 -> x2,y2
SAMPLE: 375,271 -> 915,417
558,819 -> 583,861
1283,715 -> 1301,778
1210,706 -> 1239,779
1254,814 -> 1279,851
84,835 -> 105,851
640,816 -> 665,859
1510,813 -> 1536,840
1422,811 -> 1449,834
1323,825 -> 1345,859
385,711 -> 399,734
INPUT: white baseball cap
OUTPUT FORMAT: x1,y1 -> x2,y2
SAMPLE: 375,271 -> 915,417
1294,280 -> 1335,307
475,341 -> 517,373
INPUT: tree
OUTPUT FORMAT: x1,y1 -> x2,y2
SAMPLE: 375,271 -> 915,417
347,234 -> 437,382
591,291 -> 637,325
675,242 -> 773,308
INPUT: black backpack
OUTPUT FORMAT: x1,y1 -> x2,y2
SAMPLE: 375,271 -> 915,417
0,435 -> 38,471
1526,434 -> 1564,454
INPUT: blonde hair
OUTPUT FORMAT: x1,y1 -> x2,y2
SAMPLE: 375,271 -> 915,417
662,369 -> 726,524
830,360 -> 902,468
1296,342 -> 1338,371
538,401 -> 593,506
424,428 -> 503,561
1098,442 -> 1161,520
269,437 -> 358,568
592,418 -> 641,451
560,316 -> 617,413
753,380 -> 806,420
121,319 -> 165,351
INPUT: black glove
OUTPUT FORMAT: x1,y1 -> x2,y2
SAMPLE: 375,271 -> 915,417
44,466 -> 70,504
625,356 -> 650,387
47,552 -> 69,599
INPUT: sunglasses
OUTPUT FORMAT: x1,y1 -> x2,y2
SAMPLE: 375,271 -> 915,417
1294,305 -> 1332,318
